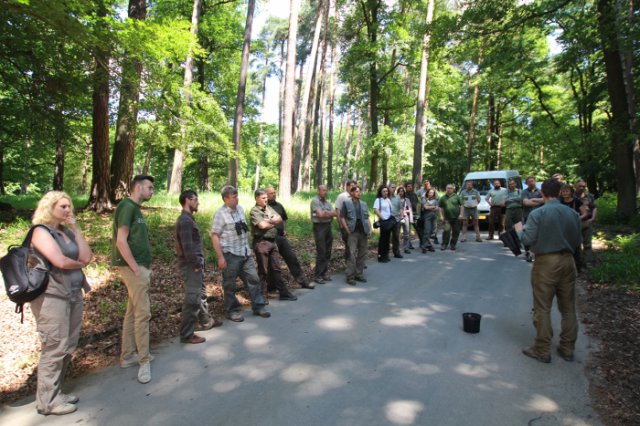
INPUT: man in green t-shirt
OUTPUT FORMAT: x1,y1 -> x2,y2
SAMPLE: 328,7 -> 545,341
438,184 -> 464,251
112,175 -> 154,384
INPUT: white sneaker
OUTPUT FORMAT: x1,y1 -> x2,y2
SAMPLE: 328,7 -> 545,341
38,402 -> 77,416
120,353 -> 154,368
137,362 -> 151,384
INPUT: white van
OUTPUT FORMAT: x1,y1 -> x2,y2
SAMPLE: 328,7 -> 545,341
461,170 -> 522,222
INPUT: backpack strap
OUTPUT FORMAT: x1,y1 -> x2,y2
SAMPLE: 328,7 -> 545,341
23,224 -> 52,269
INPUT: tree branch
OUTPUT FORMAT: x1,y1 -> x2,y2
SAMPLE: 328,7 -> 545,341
526,75 -> 560,127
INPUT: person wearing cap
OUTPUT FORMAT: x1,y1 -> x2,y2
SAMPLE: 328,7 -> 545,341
486,179 -> 507,240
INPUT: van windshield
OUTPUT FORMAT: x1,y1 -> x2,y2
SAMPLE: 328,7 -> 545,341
463,179 -> 507,195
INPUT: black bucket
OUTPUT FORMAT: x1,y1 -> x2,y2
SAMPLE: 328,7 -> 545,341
462,313 -> 481,333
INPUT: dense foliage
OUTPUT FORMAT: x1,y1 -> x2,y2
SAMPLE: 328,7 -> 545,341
0,0 -> 637,215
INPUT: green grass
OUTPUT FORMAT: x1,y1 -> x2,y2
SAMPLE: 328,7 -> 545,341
587,192 -> 640,290
0,190 -> 334,264
589,233 -> 640,290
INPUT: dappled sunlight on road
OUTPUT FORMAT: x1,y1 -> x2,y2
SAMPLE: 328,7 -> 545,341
212,379 -> 241,393
476,380 -> 517,391
316,315 -> 354,330
380,304 -> 451,327
521,394 -> 560,412
280,362 -> 347,397
243,334 -> 271,353
332,297 -> 376,306
385,400 -> 424,425
379,358 -> 440,375
230,358 -> 283,382
453,350 -> 500,378
338,286 -> 373,293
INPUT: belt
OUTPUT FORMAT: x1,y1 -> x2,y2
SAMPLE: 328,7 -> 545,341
535,250 -> 573,257
256,237 -> 276,242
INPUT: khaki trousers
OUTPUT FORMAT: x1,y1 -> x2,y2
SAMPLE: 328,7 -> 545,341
345,231 -> 368,279
530,253 -> 578,357
31,292 -> 83,413
119,266 -> 152,364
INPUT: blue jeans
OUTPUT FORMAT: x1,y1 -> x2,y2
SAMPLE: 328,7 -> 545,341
222,253 -> 266,314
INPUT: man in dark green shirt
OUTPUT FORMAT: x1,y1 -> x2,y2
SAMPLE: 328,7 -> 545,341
438,184 -> 464,251
250,189 -> 297,302
112,175 -> 154,384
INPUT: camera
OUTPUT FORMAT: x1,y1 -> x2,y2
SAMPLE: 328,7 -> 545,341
234,221 -> 248,235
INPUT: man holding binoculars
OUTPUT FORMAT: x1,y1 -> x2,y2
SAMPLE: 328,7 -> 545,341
210,185 -> 270,322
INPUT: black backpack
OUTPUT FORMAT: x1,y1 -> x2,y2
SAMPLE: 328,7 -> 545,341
1,225 -> 51,322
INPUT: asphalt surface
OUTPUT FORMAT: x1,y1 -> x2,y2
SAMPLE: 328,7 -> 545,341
0,237 -> 601,426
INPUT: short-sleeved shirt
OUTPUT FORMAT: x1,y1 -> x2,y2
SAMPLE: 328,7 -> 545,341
439,193 -> 463,220
211,204 -> 251,257
310,196 -> 334,224
268,200 -> 288,235
505,189 -> 522,209
521,188 -> 543,218
334,191 -> 351,212
112,198 -> 151,267
373,197 -> 392,220
250,204 -> 279,240
389,195 -> 403,220
487,187 -> 507,206
459,188 -> 480,208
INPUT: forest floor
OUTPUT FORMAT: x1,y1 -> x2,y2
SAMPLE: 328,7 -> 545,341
1,234 -> 639,426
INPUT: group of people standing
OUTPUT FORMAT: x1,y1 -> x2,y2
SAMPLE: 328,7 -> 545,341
25,171 -> 598,416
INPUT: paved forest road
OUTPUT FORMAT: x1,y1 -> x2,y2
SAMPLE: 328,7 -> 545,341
1,239 -> 601,426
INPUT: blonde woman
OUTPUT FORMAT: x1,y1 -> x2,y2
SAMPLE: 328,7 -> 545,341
30,191 -> 92,415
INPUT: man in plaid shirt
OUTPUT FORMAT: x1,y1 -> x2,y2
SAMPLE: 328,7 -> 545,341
210,185 -> 270,322
175,190 -> 222,344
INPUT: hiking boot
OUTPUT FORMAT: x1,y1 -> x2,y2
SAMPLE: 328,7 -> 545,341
253,308 -> 271,318
61,393 -> 79,404
198,318 -> 222,330
227,311 -> 244,322
522,347 -> 551,363
279,293 -> 298,301
181,334 -> 206,344
556,348 -> 574,362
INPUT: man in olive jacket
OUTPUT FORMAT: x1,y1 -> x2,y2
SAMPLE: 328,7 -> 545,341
339,185 -> 371,285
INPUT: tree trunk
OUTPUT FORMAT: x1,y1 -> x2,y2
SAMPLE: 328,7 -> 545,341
110,0 -> 147,203
169,0 -> 202,194
363,0 -> 380,191
279,0 -> 301,200
142,144 -> 152,175
229,0 -> 256,187
87,2 -> 111,212
53,122 -> 65,191
300,59 -> 318,191
295,0 -> 325,191
597,0 -> 637,217
0,139 -> 4,195
341,107 -> 353,186
255,56 -> 269,191
413,0 -> 435,187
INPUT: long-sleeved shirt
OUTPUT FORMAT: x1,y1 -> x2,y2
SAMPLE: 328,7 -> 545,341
519,199 -> 581,255
175,211 -> 204,269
